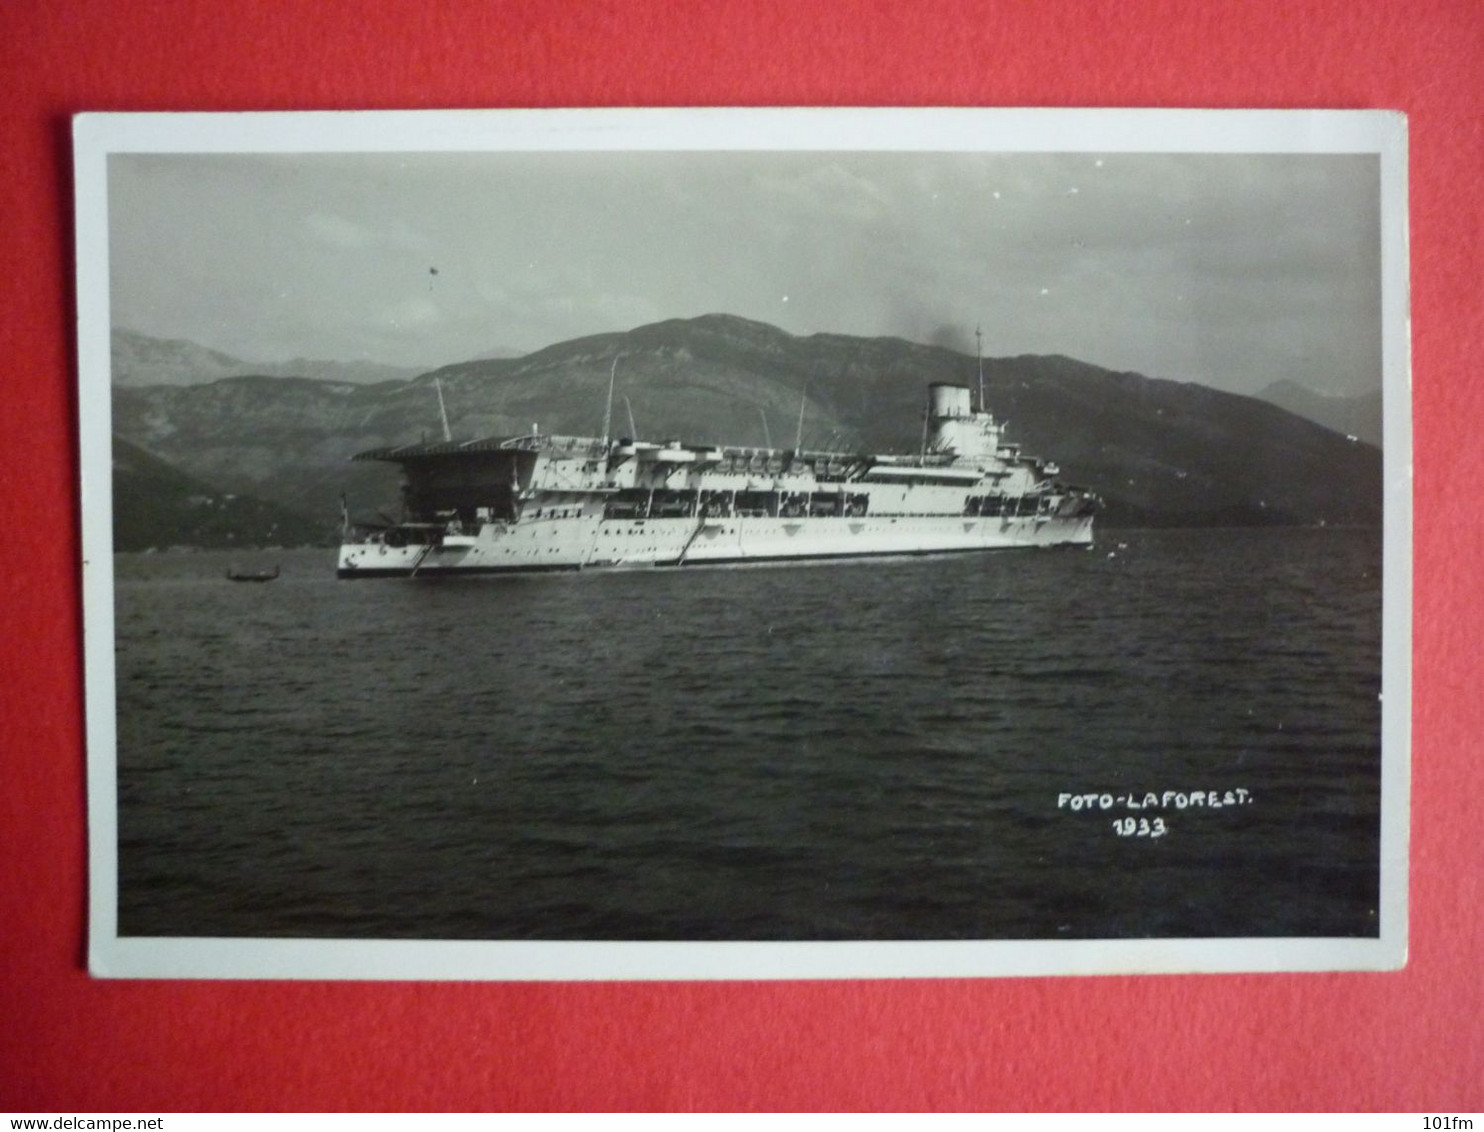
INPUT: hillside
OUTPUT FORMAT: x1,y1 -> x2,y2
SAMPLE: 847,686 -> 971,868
1257,379 -> 1384,447
112,436 -> 332,551
112,314 -> 1383,536
111,327 -> 428,387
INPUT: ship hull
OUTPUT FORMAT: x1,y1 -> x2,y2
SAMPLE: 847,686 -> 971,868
337,512 -> 1095,579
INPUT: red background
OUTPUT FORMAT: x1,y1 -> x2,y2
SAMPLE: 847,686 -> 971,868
2,0 -> 1480,1112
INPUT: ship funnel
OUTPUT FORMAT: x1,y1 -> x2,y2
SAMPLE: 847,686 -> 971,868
928,383 -> 973,419
926,382 -> 997,460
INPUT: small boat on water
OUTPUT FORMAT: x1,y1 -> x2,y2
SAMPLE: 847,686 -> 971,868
226,565 -> 280,583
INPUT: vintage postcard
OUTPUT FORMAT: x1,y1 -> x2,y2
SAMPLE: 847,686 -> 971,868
76,108 -> 1410,978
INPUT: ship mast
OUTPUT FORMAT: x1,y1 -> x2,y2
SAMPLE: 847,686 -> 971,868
759,407 -> 772,449
435,378 -> 453,443
601,356 -> 619,448
976,325 -> 985,414
623,395 -> 639,441
794,382 -> 807,451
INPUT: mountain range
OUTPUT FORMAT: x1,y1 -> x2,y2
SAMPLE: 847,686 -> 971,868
110,327 -> 508,388
109,315 -> 1384,548
1256,379 -> 1383,447
112,435 -> 330,551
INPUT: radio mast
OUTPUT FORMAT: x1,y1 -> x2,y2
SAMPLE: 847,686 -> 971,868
976,325 -> 986,413
601,356 -> 619,447
435,378 -> 453,442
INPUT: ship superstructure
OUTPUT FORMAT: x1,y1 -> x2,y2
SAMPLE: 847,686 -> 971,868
337,382 -> 1097,578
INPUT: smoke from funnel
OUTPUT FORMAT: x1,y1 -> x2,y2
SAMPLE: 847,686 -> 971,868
924,323 -> 976,355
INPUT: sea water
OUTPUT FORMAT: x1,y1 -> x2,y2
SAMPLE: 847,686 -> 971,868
112,527 -> 1382,940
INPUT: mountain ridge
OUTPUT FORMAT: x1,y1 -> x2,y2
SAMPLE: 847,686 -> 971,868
112,435 -> 331,551
111,327 -> 434,388
112,314 -> 1383,542
1257,378 -> 1383,446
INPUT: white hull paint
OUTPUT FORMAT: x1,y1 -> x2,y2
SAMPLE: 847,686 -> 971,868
338,512 -> 1095,578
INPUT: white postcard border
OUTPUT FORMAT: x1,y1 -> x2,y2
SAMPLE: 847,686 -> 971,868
77,107 -> 1411,981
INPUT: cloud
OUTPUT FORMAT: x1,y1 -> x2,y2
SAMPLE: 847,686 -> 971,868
109,150 -> 1383,394
378,296 -> 444,332
755,162 -> 893,222
305,212 -> 375,250
305,212 -> 431,257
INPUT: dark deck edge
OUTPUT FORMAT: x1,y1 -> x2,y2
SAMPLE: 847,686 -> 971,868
336,540 -> 1093,579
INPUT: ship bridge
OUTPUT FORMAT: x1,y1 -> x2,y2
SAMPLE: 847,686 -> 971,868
926,382 -> 1002,462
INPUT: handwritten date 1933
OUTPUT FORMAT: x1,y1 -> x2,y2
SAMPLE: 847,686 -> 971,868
1112,817 -> 1168,839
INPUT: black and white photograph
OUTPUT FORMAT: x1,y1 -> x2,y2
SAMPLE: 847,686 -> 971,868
77,109 -> 1410,979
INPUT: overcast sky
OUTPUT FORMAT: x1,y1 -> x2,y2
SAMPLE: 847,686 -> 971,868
109,150 -> 1381,396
